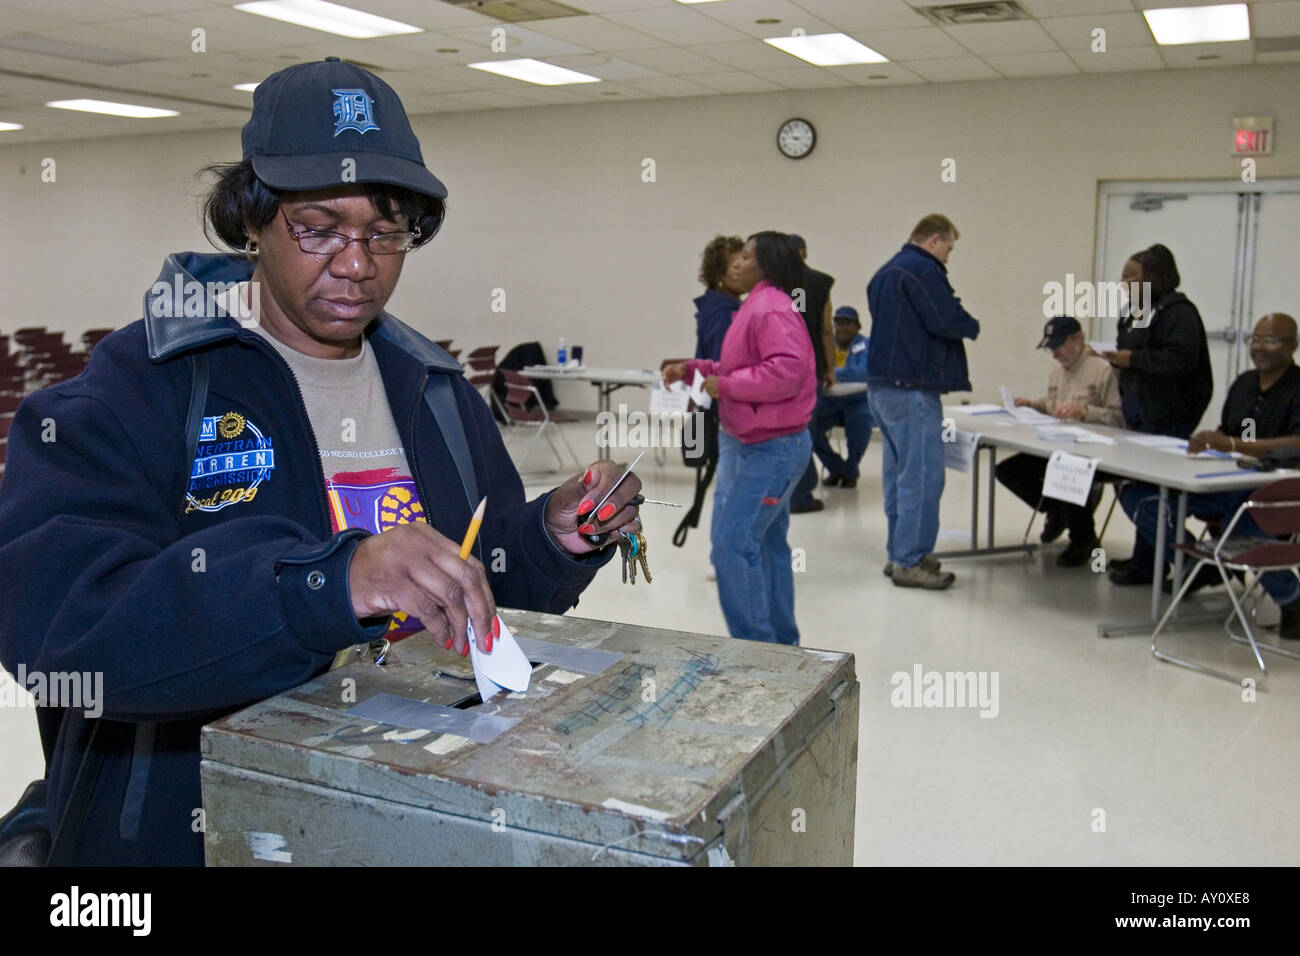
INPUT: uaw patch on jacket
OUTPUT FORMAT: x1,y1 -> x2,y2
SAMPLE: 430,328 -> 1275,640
326,467 -> 427,637
185,411 -> 276,513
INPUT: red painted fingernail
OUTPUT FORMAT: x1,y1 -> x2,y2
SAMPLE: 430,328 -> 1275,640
492,617 -> 500,639
461,643 -> 470,658
578,523 -> 595,534
583,469 -> 594,485
597,503 -> 616,521
444,637 -> 453,649
485,634 -> 493,653
576,499 -> 595,516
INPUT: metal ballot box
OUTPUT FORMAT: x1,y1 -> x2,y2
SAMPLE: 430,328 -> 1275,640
200,610 -> 858,866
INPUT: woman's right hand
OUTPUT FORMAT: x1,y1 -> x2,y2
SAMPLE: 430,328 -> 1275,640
662,362 -> 687,386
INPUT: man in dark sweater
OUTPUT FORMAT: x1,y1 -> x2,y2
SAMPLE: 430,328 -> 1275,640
1115,314 -> 1300,635
787,234 -> 836,514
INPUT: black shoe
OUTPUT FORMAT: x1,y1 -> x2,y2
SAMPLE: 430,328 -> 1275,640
1109,564 -> 1154,586
1040,508 -> 1067,544
839,477 -> 858,489
790,498 -> 825,514
1057,537 -> 1098,568
1108,557 -> 1134,574
1280,599 -> 1300,639
823,474 -> 842,487
1161,564 -> 1226,595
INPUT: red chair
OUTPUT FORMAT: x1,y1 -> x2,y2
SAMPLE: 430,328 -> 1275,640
1151,477 -> 1300,685
463,345 -> 499,393
498,369 -> 580,472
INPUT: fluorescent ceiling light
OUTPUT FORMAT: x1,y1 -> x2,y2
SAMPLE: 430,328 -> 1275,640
764,32 -> 888,66
234,0 -> 422,39
234,83 -> 259,92
1143,3 -> 1249,45
0,122 -> 23,132
46,99 -> 178,118
468,58 -> 600,86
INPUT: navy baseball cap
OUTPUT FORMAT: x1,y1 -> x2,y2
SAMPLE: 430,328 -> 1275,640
242,57 -> 447,202
1037,316 -> 1082,349
833,306 -> 860,324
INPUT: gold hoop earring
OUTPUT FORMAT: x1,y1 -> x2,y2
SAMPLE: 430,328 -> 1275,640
245,239 -> 260,261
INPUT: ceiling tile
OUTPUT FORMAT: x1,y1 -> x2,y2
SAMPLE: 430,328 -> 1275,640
438,89 -> 547,109
348,0 -> 502,30
1251,1 -> 1300,37
1039,12 -> 1155,50
1014,0 -> 1134,15
944,21 -> 1061,56
904,57 -> 1001,81
759,65 -> 854,89
623,74 -> 722,96
983,51 -> 1081,76
444,22 -> 590,57
1068,46 -> 1164,72
546,54 -> 664,80
684,38 -> 798,70
1256,48 -> 1300,63
683,71 -> 785,93
372,32 -> 494,64
271,39 -> 440,71
855,26 -> 970,60
561,0 -> 680,11
616,45 -> 727,73
1,0 -> 140,22
788,0 -> 930,31
604,7 -> 749,45
99,0 -> 211,13
1157,40 -> 1255,68
512,14 -> 664,51
693,0 -> 836,41
0,10 -> 74,34
825,62 -> 926,85
188,7 -> 353,45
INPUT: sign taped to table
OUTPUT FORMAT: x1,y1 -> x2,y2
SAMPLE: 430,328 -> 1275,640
1043,450 -> 1099,506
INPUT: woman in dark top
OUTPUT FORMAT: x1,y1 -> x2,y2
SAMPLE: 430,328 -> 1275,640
694,235 -> 745,360
1103,243 -> 1215,585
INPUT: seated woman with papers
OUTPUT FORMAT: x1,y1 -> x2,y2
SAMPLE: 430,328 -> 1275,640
995,317 -> 1124,567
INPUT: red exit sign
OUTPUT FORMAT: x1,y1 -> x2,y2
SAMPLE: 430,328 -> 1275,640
1233,116 -> 1274,156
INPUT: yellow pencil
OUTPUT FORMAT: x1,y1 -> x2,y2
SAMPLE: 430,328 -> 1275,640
458,497 -> 487,560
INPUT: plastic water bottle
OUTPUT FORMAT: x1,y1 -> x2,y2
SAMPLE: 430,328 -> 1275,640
557,337 -> 567,367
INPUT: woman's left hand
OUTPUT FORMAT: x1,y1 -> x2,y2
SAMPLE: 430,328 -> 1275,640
544,460 -> 643,556
704,375 -> 720,399
1103,349 -> 1133,369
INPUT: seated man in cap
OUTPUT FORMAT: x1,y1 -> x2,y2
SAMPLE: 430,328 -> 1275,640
0,58 -> 641,865
995,316 -> 1124,566
812,306 -> 873,488
1114,313 -> 1300,635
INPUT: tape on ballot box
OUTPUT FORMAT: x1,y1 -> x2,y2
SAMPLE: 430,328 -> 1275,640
200,610 -> 859,866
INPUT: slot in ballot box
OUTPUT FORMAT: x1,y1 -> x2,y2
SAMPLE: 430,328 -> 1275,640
200,609 -> 858,866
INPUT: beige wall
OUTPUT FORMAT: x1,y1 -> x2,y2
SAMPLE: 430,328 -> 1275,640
2,62 -> 1298,407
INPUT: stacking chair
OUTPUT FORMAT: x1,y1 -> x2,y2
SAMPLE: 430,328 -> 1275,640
463,345 -> 499,399
1151,477 -> 1300,685
498,369 -> 580,472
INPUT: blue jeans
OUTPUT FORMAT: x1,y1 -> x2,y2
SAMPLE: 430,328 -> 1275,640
711,429 -> 810,645
868,387 -> 945,568
812,393 -> 873,480
1120,483 -> 1300,605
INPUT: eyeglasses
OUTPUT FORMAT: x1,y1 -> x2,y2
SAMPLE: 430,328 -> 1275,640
1246,334 -> 1297,347
280,208 -> 420,255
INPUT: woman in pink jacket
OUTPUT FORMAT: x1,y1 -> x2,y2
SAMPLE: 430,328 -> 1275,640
664,232 -> 816,644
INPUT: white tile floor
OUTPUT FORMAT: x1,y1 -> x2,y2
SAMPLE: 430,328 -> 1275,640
4,419 -> 1298,865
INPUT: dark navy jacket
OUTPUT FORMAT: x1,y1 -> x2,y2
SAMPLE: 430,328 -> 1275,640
1115,291 -> 1213,437
866,243 -> 979,393
693,288 -> 740,362
0,252 -> 609,865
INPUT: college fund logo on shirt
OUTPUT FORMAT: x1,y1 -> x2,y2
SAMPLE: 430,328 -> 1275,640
327,468 -> 426,636
186,411 -> 276,513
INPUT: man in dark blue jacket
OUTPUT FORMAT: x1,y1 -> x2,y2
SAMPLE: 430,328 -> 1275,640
867,214 -> 980,590
0,58 -> 641,865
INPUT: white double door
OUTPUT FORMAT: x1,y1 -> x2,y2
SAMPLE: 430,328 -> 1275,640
1094,179 -> 1300,431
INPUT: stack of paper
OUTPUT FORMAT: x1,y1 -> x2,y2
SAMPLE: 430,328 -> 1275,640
1035,424 -> 1116,445
999,385 -> 1056,424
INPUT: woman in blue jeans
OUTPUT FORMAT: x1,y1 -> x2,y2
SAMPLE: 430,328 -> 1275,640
664,232 -> 817,644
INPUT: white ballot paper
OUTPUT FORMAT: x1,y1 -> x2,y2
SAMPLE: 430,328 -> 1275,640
1042,450 -> 1100,506
649,379 -> 690,415
688,369 -> 713,410
467,615 -> 532,703
1088,340 -> 1117,355
943,426 -> 981,473
999,385 -> 1055,424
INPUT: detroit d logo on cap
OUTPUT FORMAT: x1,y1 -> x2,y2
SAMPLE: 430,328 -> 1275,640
332,88 -> 379,136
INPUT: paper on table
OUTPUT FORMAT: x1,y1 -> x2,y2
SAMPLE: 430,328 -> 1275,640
467,615 -> 532,703
1123,433 -> 1187,448
945,403 -> 1003,414
688,369 -> 713,410
1034,424 -> 1115,445
999,385 -> 1056,424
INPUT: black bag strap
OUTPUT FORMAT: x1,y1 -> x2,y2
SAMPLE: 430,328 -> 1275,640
672,460 -> 717,548
424,373 -> 481,555
46,720 -> 109,866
